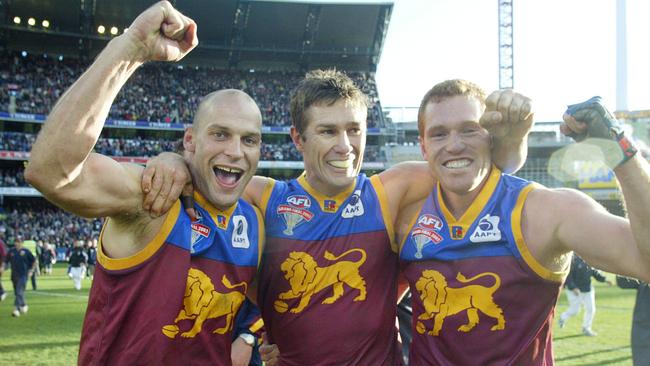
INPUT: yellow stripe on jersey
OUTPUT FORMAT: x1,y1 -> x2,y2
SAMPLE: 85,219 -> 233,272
511,183 -> 567,283
249,318 -> 264,334
438,165 -> 501,240
259,178 -> 276,218
193,192 -> 237,230
254,204 -> 265,265
297,171 -> 356,212
370,175 -> 397,253
98,199 -> 180,271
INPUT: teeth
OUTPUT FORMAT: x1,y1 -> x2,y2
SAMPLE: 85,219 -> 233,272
329,160 -> 353,169
215,166 -> 243,174
444,159 -> 471,169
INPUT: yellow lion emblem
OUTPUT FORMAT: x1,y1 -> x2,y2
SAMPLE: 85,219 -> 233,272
415,269 -> 505,336
162,268 -> 247,339
274,248 -> 367,314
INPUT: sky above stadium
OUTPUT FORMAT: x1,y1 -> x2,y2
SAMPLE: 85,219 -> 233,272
374,0 -> 650,122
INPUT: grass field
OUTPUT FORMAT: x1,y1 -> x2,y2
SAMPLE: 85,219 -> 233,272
0,264 -> 637,365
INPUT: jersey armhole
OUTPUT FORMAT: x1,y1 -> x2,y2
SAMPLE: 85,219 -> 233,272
259,178 -> 276,219
98,200 -> 181,271
253,204 -> 266,266
370,175 -> 397,253
511,183 -> 568,283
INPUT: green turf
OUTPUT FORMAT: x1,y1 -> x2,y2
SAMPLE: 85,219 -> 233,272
0,266 -> 636,365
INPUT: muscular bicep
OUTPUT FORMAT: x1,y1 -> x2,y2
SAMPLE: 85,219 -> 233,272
529,188 -> 648,280
43,153 -> 144,219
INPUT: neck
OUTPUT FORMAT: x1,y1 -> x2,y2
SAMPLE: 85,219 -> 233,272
439,168 -> 492,219
303,173 -> 356,197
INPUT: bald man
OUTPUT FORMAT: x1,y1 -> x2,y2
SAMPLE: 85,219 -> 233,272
25,2 -> 264,365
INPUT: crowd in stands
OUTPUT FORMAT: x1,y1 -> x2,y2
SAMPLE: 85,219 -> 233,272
0,131 -> 385,162
0,199 -> 102,250
0,51 -> 384,127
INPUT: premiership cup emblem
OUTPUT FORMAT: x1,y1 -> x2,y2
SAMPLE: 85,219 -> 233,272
278,195 -> 314,235
411,214 -> 443,258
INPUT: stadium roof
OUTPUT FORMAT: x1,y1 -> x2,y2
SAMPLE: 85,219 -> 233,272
1,0 -> 393,71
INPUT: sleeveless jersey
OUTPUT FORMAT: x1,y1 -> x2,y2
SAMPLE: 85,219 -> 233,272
258,173 -> 402,366
400,168 -> 567,366
79,192 -> 264,366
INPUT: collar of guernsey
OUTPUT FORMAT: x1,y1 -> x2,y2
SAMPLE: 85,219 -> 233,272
191,191 -> 238,255
296,171 -> 357,211
98,191 -> 264,270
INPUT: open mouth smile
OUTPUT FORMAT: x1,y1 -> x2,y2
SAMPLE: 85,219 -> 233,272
213,165 -> 244,187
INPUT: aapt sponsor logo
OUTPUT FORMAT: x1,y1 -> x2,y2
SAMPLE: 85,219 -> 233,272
469,214 -> 501,243
278,195 -> 314,235
231,215 -> 250,249
341,190 -> 364,219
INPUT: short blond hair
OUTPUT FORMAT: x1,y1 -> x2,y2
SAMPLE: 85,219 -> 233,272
417,79 -> 486,135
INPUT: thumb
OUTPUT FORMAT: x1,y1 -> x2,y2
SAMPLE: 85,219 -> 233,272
181,187 -> 196,221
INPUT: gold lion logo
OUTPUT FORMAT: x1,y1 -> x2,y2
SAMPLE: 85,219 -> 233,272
414,269 -> 505,336
161,268 -> 247,339
273,248 -> 367,314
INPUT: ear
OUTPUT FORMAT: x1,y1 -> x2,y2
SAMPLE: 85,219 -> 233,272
419,135 -> 427,159
290,126 -> 304,152
184,127 -> 196,153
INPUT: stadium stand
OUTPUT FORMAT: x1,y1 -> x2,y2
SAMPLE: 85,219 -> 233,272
0,0 -> 395,247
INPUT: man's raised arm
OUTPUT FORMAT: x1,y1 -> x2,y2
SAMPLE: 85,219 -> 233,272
25,1 -> 197,220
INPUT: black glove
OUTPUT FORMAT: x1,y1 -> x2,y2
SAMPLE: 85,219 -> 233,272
565,96 -> 637,168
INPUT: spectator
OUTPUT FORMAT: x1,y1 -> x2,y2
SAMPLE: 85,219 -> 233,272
0,228 -> 7,301
5,235 -> 36,317
40,242 -> 56,275
86,239 -> 97,279
67,240 -> 88,290
558,254 -> 613,336
0,51 -> 383,127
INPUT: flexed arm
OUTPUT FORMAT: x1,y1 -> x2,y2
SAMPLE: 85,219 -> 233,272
25,1 -> 197,219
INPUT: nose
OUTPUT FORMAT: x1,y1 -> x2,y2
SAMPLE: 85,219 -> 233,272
224,138 -> 244,158
444,131 -> 466,153
333,132 -> 353,154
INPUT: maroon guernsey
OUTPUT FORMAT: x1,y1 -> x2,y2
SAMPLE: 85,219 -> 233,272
79,194 -> 263,365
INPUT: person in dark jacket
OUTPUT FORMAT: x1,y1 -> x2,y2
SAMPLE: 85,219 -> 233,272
559,254 -> 612,336
617,276 -> 650,365
5,235 -> 36,317
67,240 -> 88,290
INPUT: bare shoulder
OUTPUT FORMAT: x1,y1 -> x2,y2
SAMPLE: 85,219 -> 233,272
525,186 -> 605,218
243,175 -> 273,208
379,161 -> 432,186
395,196 -> 427,244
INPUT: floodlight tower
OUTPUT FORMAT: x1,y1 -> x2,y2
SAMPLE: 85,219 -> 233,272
498,0 -> 514,89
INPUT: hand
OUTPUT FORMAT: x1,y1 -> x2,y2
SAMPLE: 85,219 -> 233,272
142,152 -> 195,219
480,89 -> 534,141
230,336 -> 253,366
122,1 -> 198,63
561,96 -> 638,168
572,288 -> 580,295
259,333 -> 280,366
